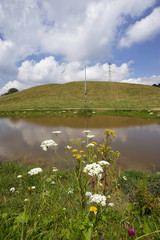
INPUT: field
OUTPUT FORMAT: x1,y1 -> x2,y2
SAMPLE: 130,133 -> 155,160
0,82 -> 160,113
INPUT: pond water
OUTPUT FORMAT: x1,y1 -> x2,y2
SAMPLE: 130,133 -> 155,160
0,115 -> 160,171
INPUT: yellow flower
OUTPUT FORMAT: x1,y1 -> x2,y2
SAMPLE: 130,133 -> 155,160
92,141 -> 97,145
83,154 -> 86,158
76,154 -> 81,159
28,187 -> 31,192
90,206 -> 97,214
72,149 -> 78,153
80,150 -> 84,153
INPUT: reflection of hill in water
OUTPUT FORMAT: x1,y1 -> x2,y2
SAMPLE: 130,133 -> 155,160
15,115 -> 160,129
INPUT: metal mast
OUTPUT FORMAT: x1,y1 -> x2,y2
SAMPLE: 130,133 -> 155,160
108,62 -> 111,81
85,65 -> 87,103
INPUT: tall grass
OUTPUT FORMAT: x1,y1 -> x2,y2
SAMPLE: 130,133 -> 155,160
0,129 -> 159,239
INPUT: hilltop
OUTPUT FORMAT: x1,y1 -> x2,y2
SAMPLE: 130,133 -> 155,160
0,81 -> 160,113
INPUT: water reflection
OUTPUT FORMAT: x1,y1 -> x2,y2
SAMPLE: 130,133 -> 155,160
0,116 -> 160,171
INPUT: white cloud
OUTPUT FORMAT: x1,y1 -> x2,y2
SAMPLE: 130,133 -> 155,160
0,39 -> 17,76
119,6 -> 160,47
0,0 -> 159,91
122,75 -> 160,85
17,56 -> 132,86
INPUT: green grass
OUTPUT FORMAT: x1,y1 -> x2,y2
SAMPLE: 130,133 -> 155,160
0,161 -> 159,240
0,81 -> 160,112
0,129 -> 160,239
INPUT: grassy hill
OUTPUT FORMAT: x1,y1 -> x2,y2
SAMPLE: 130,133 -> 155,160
0,81 -> 160,112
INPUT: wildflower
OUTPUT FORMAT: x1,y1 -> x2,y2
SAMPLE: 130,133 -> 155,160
17,175 -> 22,178
65,145 -> 72,150
86,143 -> 94,148
51,181 -> 56,185
31,186 -> 36,189
128,228 -> 135,237
83,163 -> 103,177
88,193 -> 106,206
52,131 -> 61,136
10,187 -> 15,193
90,206 -> 97,214
52,167 -> 58,172
87,135 -> 95,139
28,187 -> 31,192
108,202 -> 114,207
76,154 -> 81,159
28,167 -> 43,176
83,154 -> 86,158
40,139 -> 57,151
68,188 -> 74,194
72,149 -> 78,153
98,160 -> 110,166
122,176 -> 127,181
80,150 -> 84,153
24,198 -> 29,202
85,191 -> 92,197
83,130 -> 91,135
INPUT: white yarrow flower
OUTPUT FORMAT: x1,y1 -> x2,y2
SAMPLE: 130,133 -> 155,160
40,139 -> 57,151
108,202 -> 114,207
51,181 -> 56,185
98,160 -> 110,166
28,167 -> 43,176
24,198 -> 29,202
65,145 -> 72,150
17,175 -> 22,178
87,135 -> 95,139
10,187 -> 15,193
83,163 -> 103,177
86,143 -> 94,148
88,193 -> 106,206
52,167 -> 58,172
122,176 -> 127,181
52,131 -> 62,135
85,191 -> 92,197
31,186 -> 36,189
68,188 -> 74,194
83,130 -> 91,135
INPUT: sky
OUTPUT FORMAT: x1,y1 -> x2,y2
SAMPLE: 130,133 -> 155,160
0,0 -> 160,95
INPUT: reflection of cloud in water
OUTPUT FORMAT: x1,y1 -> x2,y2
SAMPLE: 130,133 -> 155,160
0,118 -> 160,171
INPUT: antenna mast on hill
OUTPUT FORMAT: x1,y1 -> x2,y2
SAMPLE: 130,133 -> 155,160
108,62 -> 111,81
85,65 -> 87,103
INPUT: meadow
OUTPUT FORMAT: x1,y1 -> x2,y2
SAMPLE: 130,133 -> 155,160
0,82 -> 160,118
0,129 -> 159,239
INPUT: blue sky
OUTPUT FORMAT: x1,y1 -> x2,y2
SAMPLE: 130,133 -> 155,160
0,0 -> 160,94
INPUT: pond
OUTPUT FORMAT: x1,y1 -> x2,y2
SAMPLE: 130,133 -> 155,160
0,115 -> 160,171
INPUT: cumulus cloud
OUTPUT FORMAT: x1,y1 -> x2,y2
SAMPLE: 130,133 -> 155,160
122,75 -> 160,85
0,0 -> 159,92
17,56 -> 132,86
119,6 -> 160,47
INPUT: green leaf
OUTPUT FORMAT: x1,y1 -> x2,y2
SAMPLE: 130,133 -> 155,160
83,227 -> 93,240
126,204 -> 134,211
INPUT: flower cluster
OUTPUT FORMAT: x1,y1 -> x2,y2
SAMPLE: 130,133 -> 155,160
83,163 -> 103,177
98,160 -> 110,166
40,139 -> 57,151
88,193 -> 106,206
28,167 -> 43,176
52,131 -> 61,136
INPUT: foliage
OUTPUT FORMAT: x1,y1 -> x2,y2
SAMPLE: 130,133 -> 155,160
1,88 -> 18,96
